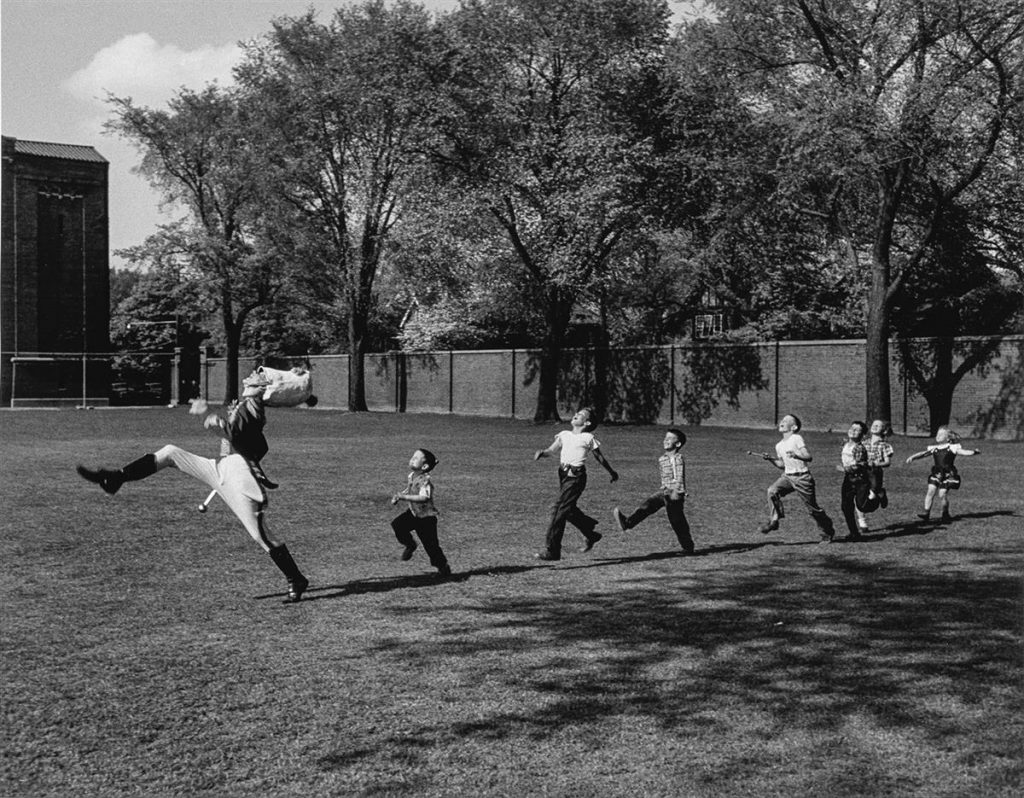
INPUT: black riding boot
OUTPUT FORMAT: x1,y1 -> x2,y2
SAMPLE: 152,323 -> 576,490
77,453 -> 156,495
269,544 -> 309,603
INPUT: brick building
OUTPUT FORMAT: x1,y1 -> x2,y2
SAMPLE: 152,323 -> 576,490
1,136 -> 110,406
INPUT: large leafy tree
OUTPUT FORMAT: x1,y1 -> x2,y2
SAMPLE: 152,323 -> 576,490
235,1 -> 444,411
893,203 -> 1023,433
108,253 -> 210,404
683,0 -> 1024,422
433,0 -> 672,421
385,196 -> 541,350
107,87 -> 286,401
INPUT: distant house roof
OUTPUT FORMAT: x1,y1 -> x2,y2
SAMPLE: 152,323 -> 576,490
12,139 -> 107,164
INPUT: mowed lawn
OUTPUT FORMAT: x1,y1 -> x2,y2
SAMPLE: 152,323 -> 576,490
1,408 -> 1021,797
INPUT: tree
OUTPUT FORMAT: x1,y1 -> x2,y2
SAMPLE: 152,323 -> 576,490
108,249 -> 210,404
434,0 -> 672,421
235,1 -> 444,411
107,87 -> 286,401
682,0 -> 1024,421
893,203 -> 1023,433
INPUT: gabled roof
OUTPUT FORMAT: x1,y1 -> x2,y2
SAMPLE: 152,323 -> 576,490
12,139 -> 107,164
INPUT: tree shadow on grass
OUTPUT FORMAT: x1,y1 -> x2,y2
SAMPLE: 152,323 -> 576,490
319,557 -> 1022,792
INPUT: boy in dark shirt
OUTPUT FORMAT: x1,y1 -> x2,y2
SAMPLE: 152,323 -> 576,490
391,448 -> 450,577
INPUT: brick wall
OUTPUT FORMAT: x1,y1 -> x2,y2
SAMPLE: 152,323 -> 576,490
199,336 -> 1024,440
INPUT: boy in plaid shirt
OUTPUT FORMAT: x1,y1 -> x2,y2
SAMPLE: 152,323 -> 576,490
864,419 -> 894,511
390,448 -> 450,577
837,420 -> 872,539
612,428 -> 694,554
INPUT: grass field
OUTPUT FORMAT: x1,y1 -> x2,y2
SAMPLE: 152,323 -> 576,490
1,408 -> 1021,797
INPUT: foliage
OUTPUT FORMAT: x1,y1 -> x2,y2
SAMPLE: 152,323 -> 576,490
386,195 -> 543,350
109,268 -> 140,309
892,202 -> 1024,432
108,246 -> 211,404
433,0 -> 674,420
106,87 -> 290,401
235,0 -> 445,410
101,0 -> 1024,428
682,0 -> 1024,420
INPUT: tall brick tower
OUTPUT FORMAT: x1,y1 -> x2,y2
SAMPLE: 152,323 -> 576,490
1,136 -> 110,406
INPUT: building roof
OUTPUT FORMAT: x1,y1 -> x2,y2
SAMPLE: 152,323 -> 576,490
12,139 -> 107,164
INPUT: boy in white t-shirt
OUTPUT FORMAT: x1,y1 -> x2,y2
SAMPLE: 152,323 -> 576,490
755,413 -> 836,543
533,407 -> 619,561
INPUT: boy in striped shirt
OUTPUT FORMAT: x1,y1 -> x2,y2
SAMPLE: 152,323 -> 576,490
613,428 -> 694,554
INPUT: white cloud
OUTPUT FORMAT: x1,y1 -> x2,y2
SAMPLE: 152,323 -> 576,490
56,34 -> 242,261
63,33 -> 240,108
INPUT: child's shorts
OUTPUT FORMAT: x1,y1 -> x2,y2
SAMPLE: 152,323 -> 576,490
928,466 -> 961,490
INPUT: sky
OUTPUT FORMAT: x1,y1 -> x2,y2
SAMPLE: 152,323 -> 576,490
2,0 -> 703,268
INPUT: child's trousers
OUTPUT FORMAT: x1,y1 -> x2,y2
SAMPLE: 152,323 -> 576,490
391,510 -> 448,569
621,493 -> 694,553
545,466 -> 599,556
767,472 -> 835,538
840,471 -> 871,536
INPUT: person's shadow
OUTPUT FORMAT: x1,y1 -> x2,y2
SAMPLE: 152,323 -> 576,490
258,509 -> 1018,601
836,509 -> 1017,543
256,563 -> 540,602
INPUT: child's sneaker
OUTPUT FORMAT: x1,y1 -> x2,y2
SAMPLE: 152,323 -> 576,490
436,563 -> 451,577
917,512 -> 931,523
940,511 -> 953,523
612,508 -> 628,531
400,543 -> 417,561
757,519 -> 779,535
879,489 -> 888,508
581,532 -> 602,552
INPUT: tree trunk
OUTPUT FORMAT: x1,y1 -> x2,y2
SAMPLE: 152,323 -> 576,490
224,321 -> 242,404
348,310 -> 368,412
593,299 -> 610,421
533,289 -> 573,422
865,286 -> 891,424
866,176 -> 901,424
925,337 -> 955,435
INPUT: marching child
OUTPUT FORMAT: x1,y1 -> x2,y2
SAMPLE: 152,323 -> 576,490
905,426 -> 980,523
533,407 -> 619,561
390,448 -> 451,577
836,420 -> 872,539
755,413 -> 836,543
865,418 -> 894,510
613,428 -> 694,554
